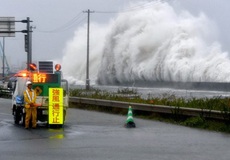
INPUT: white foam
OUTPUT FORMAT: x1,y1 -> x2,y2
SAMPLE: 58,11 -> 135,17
61,1 -> 230,85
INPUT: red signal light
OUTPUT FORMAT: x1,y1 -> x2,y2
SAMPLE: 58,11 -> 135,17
29,63 -> 37,71
55,64 -> 61,71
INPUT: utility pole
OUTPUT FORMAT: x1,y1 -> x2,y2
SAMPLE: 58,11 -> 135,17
83,9 -> 94,90
2,37 -> 5,80
0,40 -> 10,77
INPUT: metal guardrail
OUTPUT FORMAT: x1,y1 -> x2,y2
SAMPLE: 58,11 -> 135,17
69,97 -> 230,121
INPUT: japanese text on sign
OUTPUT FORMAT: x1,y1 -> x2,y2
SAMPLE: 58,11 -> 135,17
32,73 -> 47,83
49,88 -> 63,125
32,73 -> 59,83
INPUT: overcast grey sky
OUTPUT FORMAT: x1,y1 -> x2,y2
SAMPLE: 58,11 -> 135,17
179,0 -> 230,52
0,0 -> 230,71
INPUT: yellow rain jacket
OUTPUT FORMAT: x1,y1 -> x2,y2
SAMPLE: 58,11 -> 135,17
24,88 -> 37,108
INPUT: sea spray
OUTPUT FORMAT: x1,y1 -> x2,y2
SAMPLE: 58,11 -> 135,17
62,1 -> 230,85
61,23 -> 109,85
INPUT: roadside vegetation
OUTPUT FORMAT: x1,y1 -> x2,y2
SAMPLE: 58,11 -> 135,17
69,88 -> 230,133
70,87 -> 230,111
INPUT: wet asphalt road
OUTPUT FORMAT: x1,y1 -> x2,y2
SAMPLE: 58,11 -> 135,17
0,98 -> 230,160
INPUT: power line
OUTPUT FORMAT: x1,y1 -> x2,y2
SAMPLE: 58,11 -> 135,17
95,0 -> 163,14
35,1 -> 169,34
52,16 -> 87,33
121,0 -> 160,12
36,12 -> 86,33
36,1 -> 166,33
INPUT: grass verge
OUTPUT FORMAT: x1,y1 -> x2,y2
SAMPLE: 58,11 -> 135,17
70,88 -> 230,133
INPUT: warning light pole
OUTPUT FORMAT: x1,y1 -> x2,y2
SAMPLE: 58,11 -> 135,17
0,17 -> 33,71
22,17 -> 33,71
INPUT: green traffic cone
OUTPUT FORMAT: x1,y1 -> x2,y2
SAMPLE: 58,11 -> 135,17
125,106 -> 136,128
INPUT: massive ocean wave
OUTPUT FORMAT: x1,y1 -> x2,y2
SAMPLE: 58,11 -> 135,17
61,1 -> 230,85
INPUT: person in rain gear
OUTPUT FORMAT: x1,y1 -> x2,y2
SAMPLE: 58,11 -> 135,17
23,81 -> 37,129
